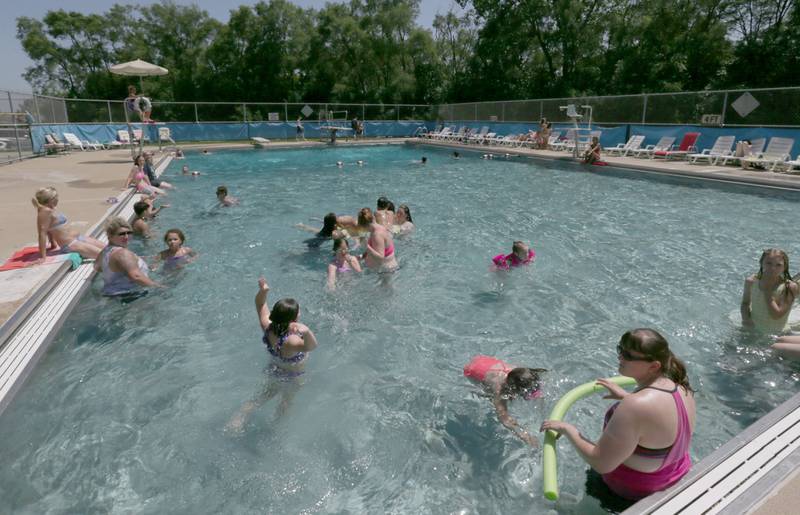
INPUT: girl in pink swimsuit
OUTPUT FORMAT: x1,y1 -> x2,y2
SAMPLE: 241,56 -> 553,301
326,238 -> 362,290
492,241 -> 535,270
123,155 -> 167,196
464,355 -> 546,447
541,329 -> 695,508
357,207 -> 398,272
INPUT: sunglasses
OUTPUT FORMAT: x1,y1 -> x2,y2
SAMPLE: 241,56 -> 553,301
115,230 -> 133,237
616,344 -> 653,362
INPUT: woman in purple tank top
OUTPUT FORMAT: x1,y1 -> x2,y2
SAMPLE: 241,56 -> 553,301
541,329 -> 695,507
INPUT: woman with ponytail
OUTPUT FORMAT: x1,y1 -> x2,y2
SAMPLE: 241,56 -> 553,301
541,329 -> 695,509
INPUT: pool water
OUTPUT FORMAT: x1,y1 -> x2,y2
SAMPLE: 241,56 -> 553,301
1,144 -> 799,513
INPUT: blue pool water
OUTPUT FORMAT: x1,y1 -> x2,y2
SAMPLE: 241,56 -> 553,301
1,144 -> 800,513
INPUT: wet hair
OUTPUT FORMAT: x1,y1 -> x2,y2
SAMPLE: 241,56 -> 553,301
500,367 -> 547,399
357,207 -> 373,227
398,204 -> 413,223
377,196 -> 390,210
758,248 -> 791,281
319,212 -> 338,238
164,228 -> 185,244
133,201 -> 150,217
333,238 -> 348,252
421,156 -> 428,163
268,298 -> 299,338
512,241 -> 526,253
32,186 -> 58,207
216,185 -> 228,196
758,248 -> 795,299
619,329 -> 693,393
387,201 -> 395,212
105,216 -> 132,238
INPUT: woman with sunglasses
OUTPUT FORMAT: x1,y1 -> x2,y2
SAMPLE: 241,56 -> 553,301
94,217 -> 163,298
540,329 -> 695,509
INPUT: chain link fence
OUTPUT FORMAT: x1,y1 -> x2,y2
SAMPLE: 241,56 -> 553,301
437,87 -> 800,127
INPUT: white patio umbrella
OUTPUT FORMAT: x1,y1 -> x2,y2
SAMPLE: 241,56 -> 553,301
109,59 -> 168,91
109,59 -> 168,155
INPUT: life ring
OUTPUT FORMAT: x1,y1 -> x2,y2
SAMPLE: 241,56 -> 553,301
136,96 -> 152,113
542,376 -> 636,501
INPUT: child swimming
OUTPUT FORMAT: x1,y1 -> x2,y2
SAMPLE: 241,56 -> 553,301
326,238 -> 362,289
464,355 -> 546,446
152,229 -> 197,271
492,241 -> 535,270
741,248 -> 798,333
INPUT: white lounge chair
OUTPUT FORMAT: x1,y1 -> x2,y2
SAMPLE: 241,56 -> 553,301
251,136 -> 271,147
741,137 -> 795,171
551,129 -> 576,151
159,127 -> 176,146
544,132 -> 562,150
605,135 -> 645,156
445,126 -> 467,142
62,132 -> 88,150
716,138 -> 766,166
688,135 -> 736,165
779,154 -> 800,174
43,134 -> 68,154
467,126 -> 489,144
117,129 -> 133,144
432,127 -> 453,141
630,136 -> 676,158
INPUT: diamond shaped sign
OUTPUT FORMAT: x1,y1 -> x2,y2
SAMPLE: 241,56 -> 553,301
731,92 -> 759,118
301,105 -> 313,118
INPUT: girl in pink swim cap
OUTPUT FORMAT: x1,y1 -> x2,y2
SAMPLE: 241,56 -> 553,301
464,355 -> 546,446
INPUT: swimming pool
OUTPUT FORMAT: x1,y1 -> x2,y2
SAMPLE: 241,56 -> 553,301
1,144 -> 799,513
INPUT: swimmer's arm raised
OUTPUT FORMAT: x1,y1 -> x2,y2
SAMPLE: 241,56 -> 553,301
255,276 -> 271,331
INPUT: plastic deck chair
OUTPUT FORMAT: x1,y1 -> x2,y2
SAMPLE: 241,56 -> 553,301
652,132 -> 700,160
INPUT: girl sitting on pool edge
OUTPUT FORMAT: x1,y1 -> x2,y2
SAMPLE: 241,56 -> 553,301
464,355 -> 546,447
492,241 -> 535,270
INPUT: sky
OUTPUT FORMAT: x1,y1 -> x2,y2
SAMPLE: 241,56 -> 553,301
0,0 -> 464,93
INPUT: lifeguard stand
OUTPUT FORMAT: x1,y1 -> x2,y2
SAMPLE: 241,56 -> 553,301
559,104 -> 594,156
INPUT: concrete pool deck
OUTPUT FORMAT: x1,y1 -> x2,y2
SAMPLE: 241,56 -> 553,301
2,137 -> 800,512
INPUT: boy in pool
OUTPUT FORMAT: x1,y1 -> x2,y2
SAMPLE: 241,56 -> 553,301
464,355 -> 546,446
492,241 -> 535,270
216,185 -> 239,206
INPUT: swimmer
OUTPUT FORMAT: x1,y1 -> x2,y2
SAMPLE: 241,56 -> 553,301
181,165 -> 190,175
327,238 -> 362,290
295,212 -> 339,248
336,161 -> 344,167
375,196 -> 395,228
31,186 -> 105,263
358,208 -> 398,272
452,151 -> 460,159
226,276 -> 318,432
151,229 -> 197,271
421,156 -> 427,164
202,149 -> 210,155
392,204 -> 415,236
741,248 -> 798,333
356,160 -> 364,166
216,185 -> 239,207
94,217 -> 163,298
132,201 -> 153,238
492,241 -> 535,270
174,148 -> 185,159
191,171 -> 200,176
464,355 -> 546,446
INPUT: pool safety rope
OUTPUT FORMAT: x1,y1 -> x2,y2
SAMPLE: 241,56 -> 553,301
542,375 -> 637,501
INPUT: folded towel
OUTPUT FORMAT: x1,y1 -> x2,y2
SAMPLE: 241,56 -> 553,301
0,246 -> 83,272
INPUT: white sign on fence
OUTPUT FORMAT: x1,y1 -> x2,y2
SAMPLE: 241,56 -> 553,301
268,112 -> 280,121
731,92 -> 759,118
